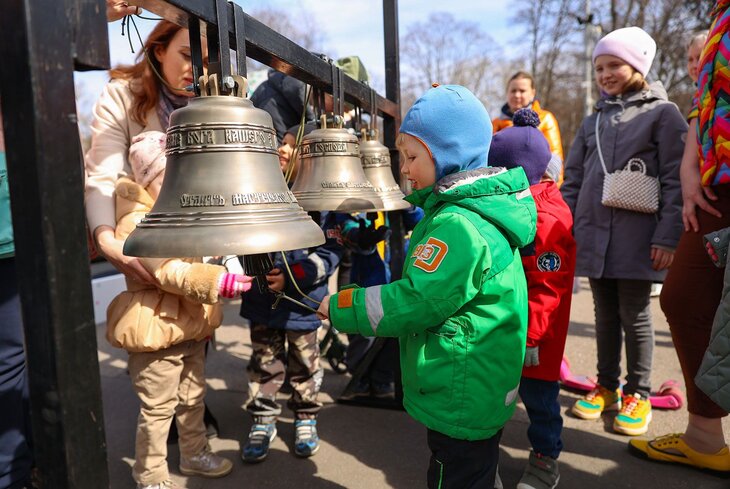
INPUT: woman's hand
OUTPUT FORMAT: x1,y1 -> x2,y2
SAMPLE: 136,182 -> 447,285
317,295 -> 331,320
680,119 -> 721,232
106,0 -> 139,22
650,246 -> 674,271
94,225 -> 155,285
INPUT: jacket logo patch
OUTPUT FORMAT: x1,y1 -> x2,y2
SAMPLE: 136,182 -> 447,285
411,238 -> 449,273
537,252 -> 561,272
337,288 -> 354,309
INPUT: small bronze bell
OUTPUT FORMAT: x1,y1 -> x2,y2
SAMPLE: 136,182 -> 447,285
359,129 -> 410,211
291,116 -> 384,212
123,74 -> 325,258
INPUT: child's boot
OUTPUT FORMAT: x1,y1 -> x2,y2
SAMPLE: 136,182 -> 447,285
137,481 -> 186,489
241,421 -> 277,463
571,385 -> 621,419
613,393 -> 652,436
294,419 -> 320,457
179,444 -> 232,478
517,451 -> 560,489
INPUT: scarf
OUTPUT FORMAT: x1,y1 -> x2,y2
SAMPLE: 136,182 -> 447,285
156,83 -> 190,131
697,0 -> 730,185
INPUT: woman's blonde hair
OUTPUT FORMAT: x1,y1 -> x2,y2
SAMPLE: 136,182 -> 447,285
687,30 -> 709,51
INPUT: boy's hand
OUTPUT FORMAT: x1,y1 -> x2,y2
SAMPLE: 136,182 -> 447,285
317,295 -> 331,320
266,268 -> 285,292
524,346 -> 539,367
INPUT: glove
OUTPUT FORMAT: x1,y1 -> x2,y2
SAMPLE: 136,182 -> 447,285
524,346 -> 540,367
357,221 -> 392,250
218,273 -> 254,298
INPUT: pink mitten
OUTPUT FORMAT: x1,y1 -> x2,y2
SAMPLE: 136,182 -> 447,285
218,273 -> 254,298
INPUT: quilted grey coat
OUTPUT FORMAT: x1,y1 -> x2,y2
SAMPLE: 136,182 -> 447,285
561,82 -> 686,281
696,227 -> 730,412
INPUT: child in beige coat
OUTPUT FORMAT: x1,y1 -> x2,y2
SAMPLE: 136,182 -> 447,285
107,131 -> 251,489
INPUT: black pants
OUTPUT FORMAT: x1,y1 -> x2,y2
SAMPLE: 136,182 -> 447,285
427,428 -> 502,489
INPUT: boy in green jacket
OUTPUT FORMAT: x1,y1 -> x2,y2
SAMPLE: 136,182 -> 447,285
318,84 -> 537,488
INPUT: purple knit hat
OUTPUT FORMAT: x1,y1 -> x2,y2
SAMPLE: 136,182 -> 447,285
487,108 -> 551,185
593,26 -> 656,77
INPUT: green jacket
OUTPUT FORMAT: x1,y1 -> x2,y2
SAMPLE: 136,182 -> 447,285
0,152 -> 13,258
330,167 -> 537,440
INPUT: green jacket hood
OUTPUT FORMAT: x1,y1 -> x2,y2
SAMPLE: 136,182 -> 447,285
406,167 -> 536,249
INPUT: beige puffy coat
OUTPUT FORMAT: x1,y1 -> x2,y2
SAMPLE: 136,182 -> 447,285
106,177 -> 226,352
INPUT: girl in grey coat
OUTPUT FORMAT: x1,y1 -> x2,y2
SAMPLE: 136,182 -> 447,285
561,26 -> 686,436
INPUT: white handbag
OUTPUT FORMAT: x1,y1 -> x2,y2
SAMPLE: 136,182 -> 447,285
595,112 -> 660,214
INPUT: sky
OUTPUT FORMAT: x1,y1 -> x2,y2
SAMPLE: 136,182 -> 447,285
75,0 -> 515,104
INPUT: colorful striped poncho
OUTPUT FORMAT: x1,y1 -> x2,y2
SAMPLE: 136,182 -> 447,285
698,0 -> 730,185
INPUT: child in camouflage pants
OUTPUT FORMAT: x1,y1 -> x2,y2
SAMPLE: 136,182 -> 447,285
239,238 -> 341,462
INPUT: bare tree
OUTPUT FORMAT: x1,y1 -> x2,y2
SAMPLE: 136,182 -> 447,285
400,12 -> 504,114
246,7 -> 327,73
512,0 -> 712,156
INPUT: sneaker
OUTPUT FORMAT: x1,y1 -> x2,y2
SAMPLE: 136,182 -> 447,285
571,385 -> 621,420
613,394 -> 652,436
137,480 -> 185,489
339,378 -> 371,400
372,381 -> 395,399
294,419 -> 320,457
517,451 -> 560,489
179,445 -> 232,478
241,422 -> 277,463
629,433 -> 730,474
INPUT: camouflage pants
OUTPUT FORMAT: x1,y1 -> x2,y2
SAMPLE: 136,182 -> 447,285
246,325 -> 323,422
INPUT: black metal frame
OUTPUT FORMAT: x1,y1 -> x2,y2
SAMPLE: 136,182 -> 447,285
0,0 -> 401,486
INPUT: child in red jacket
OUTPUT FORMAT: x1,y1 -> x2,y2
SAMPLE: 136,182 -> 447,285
489,108 -> 576,489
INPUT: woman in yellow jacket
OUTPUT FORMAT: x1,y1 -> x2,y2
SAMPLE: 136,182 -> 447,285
493,72 -> 564,182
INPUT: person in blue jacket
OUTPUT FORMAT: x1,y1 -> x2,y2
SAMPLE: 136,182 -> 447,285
239,226 -> 341,463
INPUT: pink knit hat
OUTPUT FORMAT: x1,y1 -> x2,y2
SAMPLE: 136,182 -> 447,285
592,26 -> 656,77
128,131 -> 167,189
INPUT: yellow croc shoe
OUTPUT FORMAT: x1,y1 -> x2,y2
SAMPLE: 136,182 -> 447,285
629,433 -> 730,475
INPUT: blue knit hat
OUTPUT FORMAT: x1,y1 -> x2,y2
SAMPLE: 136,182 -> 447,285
400,84 -> 492,181
488,108 -> 551,185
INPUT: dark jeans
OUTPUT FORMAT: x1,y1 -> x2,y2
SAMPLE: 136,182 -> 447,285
426,428 -> 502,489
589,278 -> 653,398
0,258 -> 32,489
519,377 -> 563,459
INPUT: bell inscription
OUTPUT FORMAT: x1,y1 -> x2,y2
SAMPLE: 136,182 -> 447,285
321,181 -> 373,189
166,124 -> 277,154
180,194 -> 226,207
231,191 -> 297,205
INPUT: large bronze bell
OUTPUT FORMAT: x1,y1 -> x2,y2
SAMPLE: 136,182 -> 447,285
359,129 -> 410,211
123,74 -> 325,258
291,116 -> 384,212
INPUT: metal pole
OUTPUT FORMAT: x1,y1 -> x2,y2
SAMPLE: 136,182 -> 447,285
584,0 -> 594,116
0,0 -> 109,487
383,0 -> 404,282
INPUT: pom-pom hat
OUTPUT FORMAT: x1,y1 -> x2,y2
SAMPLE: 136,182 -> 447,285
487,108 -> 552,185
